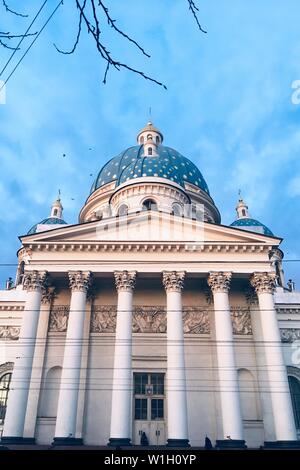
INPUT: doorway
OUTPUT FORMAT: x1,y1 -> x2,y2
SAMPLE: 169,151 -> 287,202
133,373 -> 166,446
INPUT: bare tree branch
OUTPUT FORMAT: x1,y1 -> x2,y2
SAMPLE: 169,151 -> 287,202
2,0 -> 28,17
58,0 -> 168,89
98,1 -> 150,58
0,0 -> 206,88
0,31 -> 37,50
187,0 -> 207,33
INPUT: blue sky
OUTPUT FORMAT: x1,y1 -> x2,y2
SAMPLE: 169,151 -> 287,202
0,0 -> 300,286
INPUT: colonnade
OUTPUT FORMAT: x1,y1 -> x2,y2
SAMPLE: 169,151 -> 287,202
1,270 -> 298,448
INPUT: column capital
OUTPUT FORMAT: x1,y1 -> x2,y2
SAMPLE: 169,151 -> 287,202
250,272 -> 277,294
23,270 -> 48,292
162,271 -> 186,293
114,270 -> 137,292
68,271 -> 92,293
207,271 -> 232,293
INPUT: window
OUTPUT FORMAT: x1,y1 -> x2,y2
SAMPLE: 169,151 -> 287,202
242,209 -> 246,216
134,373 -> 148,395
288,375 -> 300,428
172,203 -> 182,217
53,208 -> 58,216
150,373 -> 164,395
135,399 -> 147,420
142,199 -> 157,211
156,136 -> 159,144
151,399 -> 164,420
147,134 -> 152,141
134,373 -> 165,421
140,136 -> 144,144
118,204 -> 128,217
0,372 -> 12,424
148,147 -> 153,156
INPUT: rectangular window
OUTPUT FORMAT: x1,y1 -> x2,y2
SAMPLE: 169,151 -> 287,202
150,373 -> 164,395
151,399 -> 164,420
134,373 -> 148,395
135,398 -> 147,420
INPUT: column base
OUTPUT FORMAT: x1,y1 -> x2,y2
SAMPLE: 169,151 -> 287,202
216,439 -> 247,449
166,439 -> 190,448
52,437 -> 83,446
108,438 -> 132,447
263,440 -> 300,449
1,437 -> 36,445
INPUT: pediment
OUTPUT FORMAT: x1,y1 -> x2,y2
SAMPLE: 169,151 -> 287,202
20,212 -> 281,247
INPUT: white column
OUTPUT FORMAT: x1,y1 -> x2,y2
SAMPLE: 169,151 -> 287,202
54,271 -> 92,445
2,271 -> 48,443
24,287 -> 55,438
108,270 -> 136,447
251,272 -> 297,444
163,271 -> 189,447
208,272 -> 245,448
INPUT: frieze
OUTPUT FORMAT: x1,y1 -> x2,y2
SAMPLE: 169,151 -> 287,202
50,305 -> 251,335
231,307 -> 252,335
183,308 -> 210,334
90,306 -> 210,334
91,306 -> 117,333
0,326 -> 20,340
280,328 -> 300,343
48,306 -> 69,332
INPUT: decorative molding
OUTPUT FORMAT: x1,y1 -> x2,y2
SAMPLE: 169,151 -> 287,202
48,306 -> 69,332
162,271 -> 185,293
91,306 -> 116,333
250,272 -> 277,294
280,328 -> 300,343
23,242 -> 273,255
0,305 -> 24,311
183,308 -> 210,334
23,270 -> 48,292
133,307 -> 167,333
276,307 -> 300,315
68,271 -> 92,293
90,305 -> 210,334
18,247 -> 32,262
231,307 -> 252,335
0,326 -> 20,340
114,270 -> 137,292
207,271 -> 232,293
0,361 -> 14,375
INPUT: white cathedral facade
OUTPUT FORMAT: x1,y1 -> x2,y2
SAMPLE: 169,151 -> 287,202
0,122 -> 300,448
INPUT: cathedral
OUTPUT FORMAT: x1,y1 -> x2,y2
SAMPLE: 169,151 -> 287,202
0,122 -> 300,448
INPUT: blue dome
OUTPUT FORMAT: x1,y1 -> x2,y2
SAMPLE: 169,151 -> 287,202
90,145 -> 210,195
230,218 -> 273,236
28,217 -> 67,235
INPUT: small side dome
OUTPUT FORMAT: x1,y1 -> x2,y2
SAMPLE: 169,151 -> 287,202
230,218 -> 274,236
27,192 -> 68,234
230,195 -> 274,236
28,217 -> 68,235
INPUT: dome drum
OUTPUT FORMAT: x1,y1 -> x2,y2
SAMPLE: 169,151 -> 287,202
110,181 -> 190,217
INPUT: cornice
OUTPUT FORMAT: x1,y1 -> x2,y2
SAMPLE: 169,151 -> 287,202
22,241 -> 274,254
